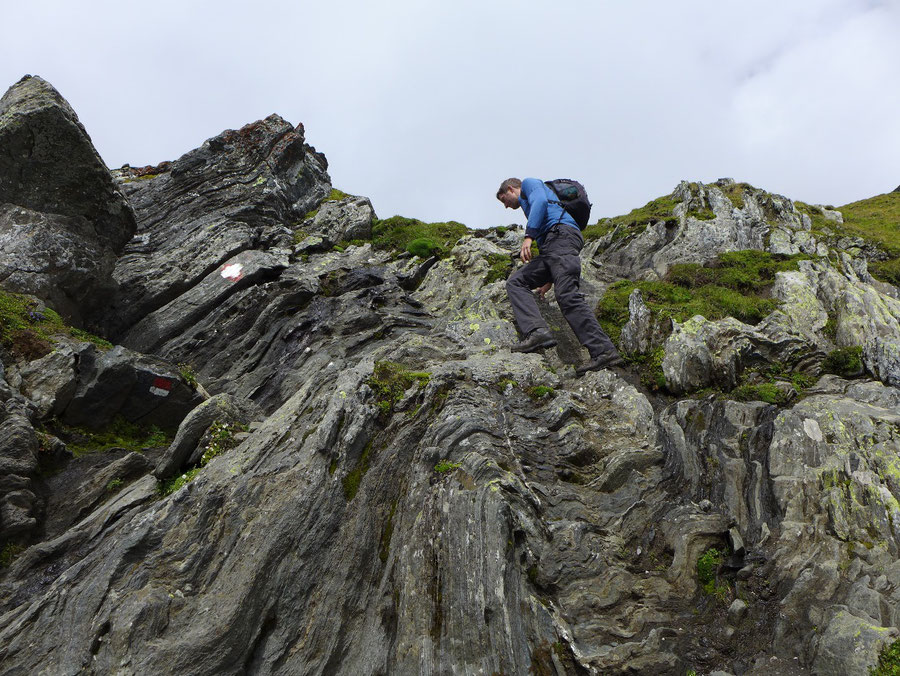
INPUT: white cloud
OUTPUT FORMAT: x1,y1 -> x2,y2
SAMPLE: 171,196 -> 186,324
1,0 -> 897,228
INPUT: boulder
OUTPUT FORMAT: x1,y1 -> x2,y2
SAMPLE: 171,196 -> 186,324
0,76 -> 136,325
307,195 -> 375,243
60,345 -> 204,433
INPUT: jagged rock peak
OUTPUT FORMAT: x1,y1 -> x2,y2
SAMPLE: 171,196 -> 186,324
0,75 -> 135,248
0,75 -> 136,326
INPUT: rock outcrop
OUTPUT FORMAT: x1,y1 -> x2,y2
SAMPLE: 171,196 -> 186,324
1,78 -> 900,675
0,76 -> 136,327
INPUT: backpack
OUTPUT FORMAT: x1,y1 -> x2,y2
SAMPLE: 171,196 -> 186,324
545,179 -> 591,230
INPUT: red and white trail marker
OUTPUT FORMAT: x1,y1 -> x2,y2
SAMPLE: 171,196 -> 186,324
150,376 -> 172,397
221,263 -> 244,282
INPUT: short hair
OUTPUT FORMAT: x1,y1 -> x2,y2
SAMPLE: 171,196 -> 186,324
496,177 -> 522,199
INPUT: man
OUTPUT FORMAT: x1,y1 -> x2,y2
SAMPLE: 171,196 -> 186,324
497,177 -> 622,376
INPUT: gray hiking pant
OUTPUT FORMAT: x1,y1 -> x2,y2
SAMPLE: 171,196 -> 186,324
506,225 -> 618,359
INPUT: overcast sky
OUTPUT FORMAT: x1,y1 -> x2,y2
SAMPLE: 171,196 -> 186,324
2,1 -> 898,229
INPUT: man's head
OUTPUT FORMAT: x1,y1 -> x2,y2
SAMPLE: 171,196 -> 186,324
496,177 -> 522,209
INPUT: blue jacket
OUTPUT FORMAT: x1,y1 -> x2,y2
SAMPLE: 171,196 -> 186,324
519,178 -> 579,246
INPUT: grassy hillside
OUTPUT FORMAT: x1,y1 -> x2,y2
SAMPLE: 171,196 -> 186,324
837,191 -> 900,286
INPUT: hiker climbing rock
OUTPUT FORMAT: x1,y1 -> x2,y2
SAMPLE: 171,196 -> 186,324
496,177 -> 623,375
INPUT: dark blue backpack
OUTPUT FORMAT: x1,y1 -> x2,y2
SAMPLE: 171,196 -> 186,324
545,179 -> 591,230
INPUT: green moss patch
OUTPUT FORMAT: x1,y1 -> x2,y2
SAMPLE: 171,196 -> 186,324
485,253 -> 514,284
872,638 -> 900,676
696,547 -> 730,602
342,440 -> 373,501
596,251 -> 811,346
719,182 -> 755,210
0,541 -> 25,568
0,290 -> 112,362
368,361 -> 430,418
48,416 -> 170,458
371,216 -> 468,258
823,346 -> 864,377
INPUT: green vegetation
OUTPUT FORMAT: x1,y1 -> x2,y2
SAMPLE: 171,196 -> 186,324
434,460 -> 462,473
367,361 -> 431,418
0,290 -> 112,361
405,237 -> 441,258
50,416 -> 169,457
584,194 -> 682,242
724,362 -> 818,405
729,382 -> 787,405
596,250 -> 810,347
625,347 -> 667,391
178,363 -> 198,388
496,378 -> 519,393
485,253 -> 514,284
823,345 -> 864,377
525,385 -> 555,400
158,420 -> 246,496
719,182 -> 754,210
837,192 -> 900,285
871,638 -> 900,676
300,188 -> 352,222
687,207 -> 716,221
342,441 -> 373,501
696,547 -> 729,602
105,478 -> 124,492
371,215 -> 468,258
0,541 -> 25,568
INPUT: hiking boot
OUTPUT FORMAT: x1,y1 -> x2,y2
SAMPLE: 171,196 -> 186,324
510,328 -> 557,353
575,352 -> 624,376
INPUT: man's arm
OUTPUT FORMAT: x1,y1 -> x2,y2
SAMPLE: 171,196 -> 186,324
521,178 -> 548,242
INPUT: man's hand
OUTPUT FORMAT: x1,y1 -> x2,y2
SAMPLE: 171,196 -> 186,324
536,282 -> 552,299
520,237 -> 534,263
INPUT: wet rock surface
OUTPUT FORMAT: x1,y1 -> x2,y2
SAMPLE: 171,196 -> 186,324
1,79 -> 900,675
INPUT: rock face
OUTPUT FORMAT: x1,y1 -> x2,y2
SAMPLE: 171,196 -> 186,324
108,113 -> 330,338
0,76 -> 136,326
2,80 -> 900,675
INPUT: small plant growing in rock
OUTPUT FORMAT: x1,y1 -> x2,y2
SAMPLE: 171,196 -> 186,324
157,420 -> 247,497
0,541 -> 25,568
696,547 -> 730,603
178,363 -> 198,388
367,361 -> 430,418
525,385 -> 555,400
434,460 -> 461,473
105,478 -> 124,492
495,378 -> 519,393
52,417 -> 169,457
484,253 -> 514,284
822,345 -> 864,377
871,638 -> 900,676
406,237 -> 440,259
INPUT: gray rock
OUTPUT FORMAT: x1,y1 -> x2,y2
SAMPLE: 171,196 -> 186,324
10,343 -> 78,417
812,610 -> 896,675
662,315 -> 819,394
109,114 -> 330,338
308,195 -> 375,243
728,599 -> 748,625
620,288 -> 661,354
60,344 -> 203,432
0,76 -> 136,325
